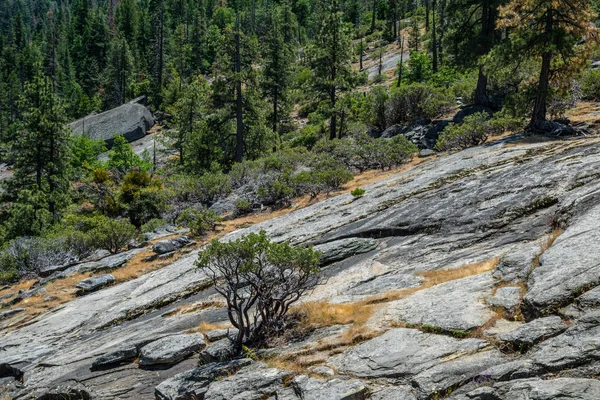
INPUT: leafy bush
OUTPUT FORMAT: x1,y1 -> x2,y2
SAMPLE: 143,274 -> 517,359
235,199 -> 254,215
580,68 -> 600,99
407,51 -> 433,83
196,231 -> 322,351
386,83 -> 452,126
436,112 -> 492,151
351,188 -> 366,198
292,160 -> 353,198
88,217 -> 138,254
108,134 -> 151,174
120,170 -> 167,227
141,218 -> 166,233
176,208 -> 222,236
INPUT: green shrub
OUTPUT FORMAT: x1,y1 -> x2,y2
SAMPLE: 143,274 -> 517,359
141,218 -> 166,233
89,217 -> 138,253
108,134 -> 151,174
581,68 -> 600,99
386,83 -> 452,125
120,170 -> 167,227
235,199 -> 253,215
256,174 -> 294,207
196,231 -> 322,351
176,208 -> 222,236
292,162 -> 354,198
436,112 -> 492,151
351,188 -> 366,198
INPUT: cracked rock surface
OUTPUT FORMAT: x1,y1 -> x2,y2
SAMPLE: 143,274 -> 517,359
3,137 -> 600,399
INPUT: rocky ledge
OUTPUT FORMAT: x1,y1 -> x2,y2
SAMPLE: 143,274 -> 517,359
2,136 -> 600,399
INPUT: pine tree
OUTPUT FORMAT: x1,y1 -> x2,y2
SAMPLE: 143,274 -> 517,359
262,1 -> 297,136
7,69 -> 72,226
150,0 -> 166,106
309,0 -> 353,140
495,0 -> 599,126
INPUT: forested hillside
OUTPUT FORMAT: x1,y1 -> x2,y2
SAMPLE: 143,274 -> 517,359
0,0 -> 599,282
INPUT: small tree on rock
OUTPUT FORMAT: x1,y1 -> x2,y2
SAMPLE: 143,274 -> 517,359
196,231 -> 322,352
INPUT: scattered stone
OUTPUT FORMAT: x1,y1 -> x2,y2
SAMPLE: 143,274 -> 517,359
39,264 -> 70,277
202,363 -> 293,400
314,238 -> 378,265
77,249 -> 141,274
369,386 -> 418,400
70,102 -> 154,147
154,359 -> 252,400
32,385 -> 91,400
498,316 -> 567,350
198,339 -> 235,365
486,286 -> 522,314
289,375 -> 368,400
76,274 -> 115,295
529,311 -> 600,371
139,333 -> 206,366
81,249 -> 112,262
0,308 -> 25,320
153,236 -> 192,255
419,149 -> 435,157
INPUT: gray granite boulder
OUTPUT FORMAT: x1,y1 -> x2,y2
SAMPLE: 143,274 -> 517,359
498,316 -> 567,350
70,102 -> 154,147
329,328 -> 493,382
139,333 -> 206,366
524,204 -> 600,317
529,311 -> 600,371
153,236 -> 192,255
0,308 -> 24,320
91,346 -> 139,369
369,386 -> 418,400
76,274 -> 115,294
288,375 -> 368,400
449,377 -> 600,400
198,338 -> 235,365
202,363 -> 293,400
154,359 -> 252,400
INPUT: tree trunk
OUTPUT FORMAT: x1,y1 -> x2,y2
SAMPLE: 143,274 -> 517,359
531,52 -> 551,125
273,90 -> 278,134
397,35 -> 404,87
439,0 -> 445,65
432,0 -> 437,73
474,66 -> 488,105
359,38 -> 363,70
235,13 -> 244,162
371,0 -> 377,33
530,8 -> 553,125
425,0 -> 430,31
474,0 -> 496,105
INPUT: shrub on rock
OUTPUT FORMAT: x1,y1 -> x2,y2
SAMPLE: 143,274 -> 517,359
176,208 -> 222,236
436,112 -> 492,151
196,231 -> 322,352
